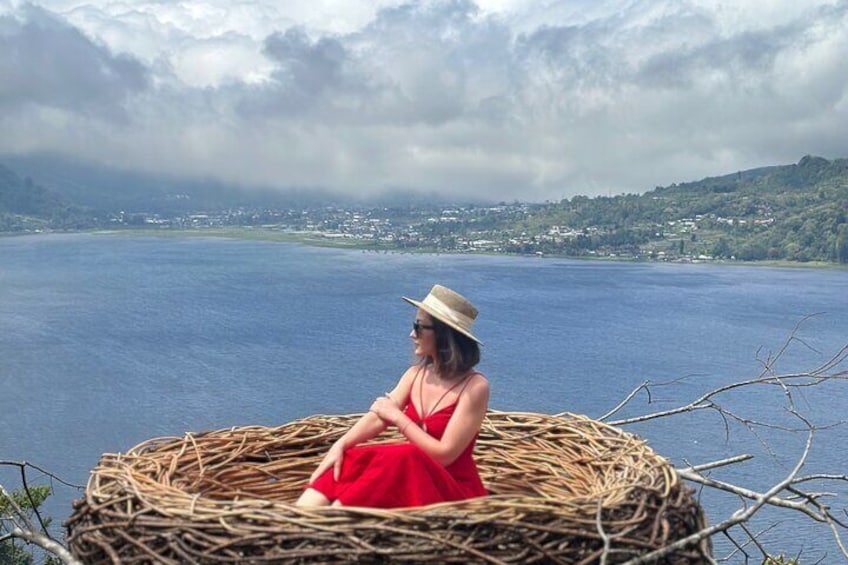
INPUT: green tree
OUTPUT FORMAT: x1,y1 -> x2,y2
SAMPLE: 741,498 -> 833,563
835,225 -> 848,263
711,237 -> 731,258
1,485 -> 61,564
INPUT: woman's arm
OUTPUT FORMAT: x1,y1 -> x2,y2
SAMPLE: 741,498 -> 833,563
309,366 -> 419,482
371,373 -> 490,467
342,364 -> 418,445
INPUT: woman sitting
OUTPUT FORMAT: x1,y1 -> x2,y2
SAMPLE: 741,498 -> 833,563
296,284 -> 490,508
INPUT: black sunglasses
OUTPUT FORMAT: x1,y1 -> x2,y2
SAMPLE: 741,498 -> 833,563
412,320 -> 435,337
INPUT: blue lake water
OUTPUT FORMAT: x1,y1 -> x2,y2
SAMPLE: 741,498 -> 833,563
2,233 -> 847,561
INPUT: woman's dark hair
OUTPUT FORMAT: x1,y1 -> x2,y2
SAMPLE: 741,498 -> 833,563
421,317 -> 481,379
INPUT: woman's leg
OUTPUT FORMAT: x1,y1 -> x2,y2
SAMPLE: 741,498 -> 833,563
295,488 -> 331,506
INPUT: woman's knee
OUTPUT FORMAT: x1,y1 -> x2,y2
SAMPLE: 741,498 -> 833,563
295,488 -> 331,507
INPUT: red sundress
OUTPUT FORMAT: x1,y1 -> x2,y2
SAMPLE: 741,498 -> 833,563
308,400 -> 487,508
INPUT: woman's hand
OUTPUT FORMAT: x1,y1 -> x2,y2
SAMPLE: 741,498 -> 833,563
369,393 -> 403,425
310,440 -> 346,483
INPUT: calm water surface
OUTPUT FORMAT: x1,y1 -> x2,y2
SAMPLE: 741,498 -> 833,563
1,234 -> 847,560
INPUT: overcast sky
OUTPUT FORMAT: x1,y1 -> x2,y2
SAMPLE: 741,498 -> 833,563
1,0 -> 846,201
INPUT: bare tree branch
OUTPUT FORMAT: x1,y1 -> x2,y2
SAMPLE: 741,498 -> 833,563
719,521 -> 782,564
18,462 -> 51,539
6,523 -> 82,565
603,318 -> 848,429
677,454 -> 753,473
1,461 -> 85,565
606,370 -> 848,427
738,522 -> 769,562
675,470 -> 829,521
0,461 -> 85,490
595,498 -> 641,565
612,330 -> 848,563
593,380 -> 650,421
622,413 -> 820,564
0,483 -> 34,532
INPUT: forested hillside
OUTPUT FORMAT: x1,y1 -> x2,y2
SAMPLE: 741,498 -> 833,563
512,155 -> 848,263
0,164 -> 99,231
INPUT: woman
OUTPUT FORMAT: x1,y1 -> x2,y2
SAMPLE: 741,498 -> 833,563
296,284 -> 490,508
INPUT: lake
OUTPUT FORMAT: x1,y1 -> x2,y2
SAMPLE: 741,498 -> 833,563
2,233 -> 847,561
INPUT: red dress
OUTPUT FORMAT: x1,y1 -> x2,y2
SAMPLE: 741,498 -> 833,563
308,400 -> 487,508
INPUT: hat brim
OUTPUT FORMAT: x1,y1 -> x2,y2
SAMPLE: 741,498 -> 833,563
403,296 -> 483,345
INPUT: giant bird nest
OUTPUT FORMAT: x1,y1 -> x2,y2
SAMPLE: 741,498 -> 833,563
66,412 -> 710,563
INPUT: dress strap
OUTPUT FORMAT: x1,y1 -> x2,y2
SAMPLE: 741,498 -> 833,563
405,364 -> 425,407
420,371 -> 474,421
454,372 -> 476,400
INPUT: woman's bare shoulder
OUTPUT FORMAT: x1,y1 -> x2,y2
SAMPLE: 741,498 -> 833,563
465,372 -> 490,399
400,364 -> 423,380
471,370 -> 488,381
469,371 -> 489,386
395,364 -> 423,389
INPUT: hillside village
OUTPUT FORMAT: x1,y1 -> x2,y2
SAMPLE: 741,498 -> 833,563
2,155 -> 847,263
121,201 -> 779,263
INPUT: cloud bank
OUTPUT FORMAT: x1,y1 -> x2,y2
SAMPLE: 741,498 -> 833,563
0,0 -> 846,201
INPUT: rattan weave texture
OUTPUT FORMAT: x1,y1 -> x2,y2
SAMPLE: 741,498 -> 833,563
66,412 -> 710,564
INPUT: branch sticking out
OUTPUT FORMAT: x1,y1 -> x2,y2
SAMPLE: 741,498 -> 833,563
1,461 -> 84,565
606,327 -> 848,562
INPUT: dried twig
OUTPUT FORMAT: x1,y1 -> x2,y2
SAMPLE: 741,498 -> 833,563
611,329 -> 848,563
0,479 -> 82,565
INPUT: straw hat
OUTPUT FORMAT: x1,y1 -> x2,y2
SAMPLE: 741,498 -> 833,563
402,284 -> 482,345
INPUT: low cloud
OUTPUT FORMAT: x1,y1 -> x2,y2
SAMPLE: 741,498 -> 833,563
0,0 -> 846,201
0,4 -> 149,120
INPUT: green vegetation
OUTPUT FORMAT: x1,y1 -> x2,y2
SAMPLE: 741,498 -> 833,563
763,555 -> 800,565
0,485 -> 60,565
0,164 -> 102,232
511,155 -> 848,263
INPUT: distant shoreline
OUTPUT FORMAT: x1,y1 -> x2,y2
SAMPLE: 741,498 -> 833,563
6,227 -> 846,270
